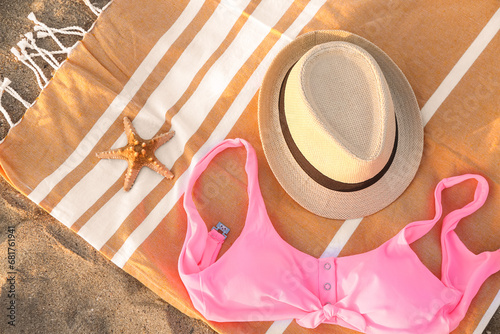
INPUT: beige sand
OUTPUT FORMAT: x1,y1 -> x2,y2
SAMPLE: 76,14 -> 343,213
0,178 -> 214,333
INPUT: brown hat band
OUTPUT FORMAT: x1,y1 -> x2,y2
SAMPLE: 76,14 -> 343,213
278,67 -> 399,193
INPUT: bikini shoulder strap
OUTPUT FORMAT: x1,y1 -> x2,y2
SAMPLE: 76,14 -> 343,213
403,174 -> 489,245
180,138 -> 260,275
403,174 -> 499,295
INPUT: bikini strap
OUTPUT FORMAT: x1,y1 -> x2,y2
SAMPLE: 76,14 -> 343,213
180,138 -> 260,274
403,174 -> 489,244
403,174 -> 500,300
439,174 -> 500,288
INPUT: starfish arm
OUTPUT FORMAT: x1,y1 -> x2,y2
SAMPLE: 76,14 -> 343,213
96,149 -> 128,160
123,161 -> 141,191
123,116 -> 142,143
150,130 -> 175,150
99,117 -> 175,191
146,158 -> 174,179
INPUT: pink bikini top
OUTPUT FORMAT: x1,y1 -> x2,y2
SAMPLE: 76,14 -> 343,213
178,138 -> 500,333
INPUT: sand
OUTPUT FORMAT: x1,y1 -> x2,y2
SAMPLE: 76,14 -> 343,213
0,1 -> 498,333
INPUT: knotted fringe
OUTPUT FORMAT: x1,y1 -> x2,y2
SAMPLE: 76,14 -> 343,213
0,78 -> 30,128
82,0 -> 104,16
11,12 -> 87,90
0,1 -> 109,140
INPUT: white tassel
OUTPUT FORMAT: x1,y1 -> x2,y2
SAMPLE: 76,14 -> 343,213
34,23 -> 86,37
24,32 -> 61,69
0,105 -> 13,128
16,39 -> 49,85
5,86 -> 31,109
0,78 -> 31,136
11,47 -> 47,90
27,13 -> 71,53
1,75 -> 30,138
82,0 -> 103,16
0,79 -> 17,128
11,12 -> 92,90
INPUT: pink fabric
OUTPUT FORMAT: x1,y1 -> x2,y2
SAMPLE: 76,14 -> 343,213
178,138 -> 500,333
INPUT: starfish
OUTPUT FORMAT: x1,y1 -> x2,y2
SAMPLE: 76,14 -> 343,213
96,117 -> 175,191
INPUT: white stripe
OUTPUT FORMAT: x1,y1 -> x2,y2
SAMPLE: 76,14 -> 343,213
51,0 -> 254,228
319,218 -> 363,258
265,320 -> 293,334
76,0 -> 295,249
112,0 -> 328,268
28,0 -> 206,204
421,7 -> 500,126
473,289 -> 500,334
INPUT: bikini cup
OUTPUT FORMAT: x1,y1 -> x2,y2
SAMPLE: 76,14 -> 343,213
179,138 -> 500,333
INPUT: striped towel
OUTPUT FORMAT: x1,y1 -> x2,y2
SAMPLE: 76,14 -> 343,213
0,0 -> 499,333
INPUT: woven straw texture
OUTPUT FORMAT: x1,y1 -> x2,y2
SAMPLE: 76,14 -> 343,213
283,41 -> 396,183
259,30 -> 423,219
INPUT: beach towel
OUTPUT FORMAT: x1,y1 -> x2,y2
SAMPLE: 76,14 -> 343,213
0,0 -> 498,333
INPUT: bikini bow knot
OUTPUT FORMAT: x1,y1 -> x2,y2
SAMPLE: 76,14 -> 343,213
296,302 -> 367,331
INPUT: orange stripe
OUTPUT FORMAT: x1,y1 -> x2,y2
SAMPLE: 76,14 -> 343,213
62,0 -> 223,232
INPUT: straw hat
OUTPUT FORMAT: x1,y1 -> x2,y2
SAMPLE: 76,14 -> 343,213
258,30 -> 423,219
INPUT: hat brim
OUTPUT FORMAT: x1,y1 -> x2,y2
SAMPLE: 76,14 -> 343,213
258,30 -> 423,220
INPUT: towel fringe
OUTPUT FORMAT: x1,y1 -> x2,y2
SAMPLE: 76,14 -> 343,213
1,1 -> 110,139
4,83 -> 31,110
0,78 -> 28,130
9,12 -> 88,90
82,0 -> 103,16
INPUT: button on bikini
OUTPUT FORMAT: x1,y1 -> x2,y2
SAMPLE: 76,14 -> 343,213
179,138 -> 500,333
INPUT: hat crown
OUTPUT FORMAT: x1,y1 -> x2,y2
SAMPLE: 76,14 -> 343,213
258,30 -> 423,219
284,41 -> 396,183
